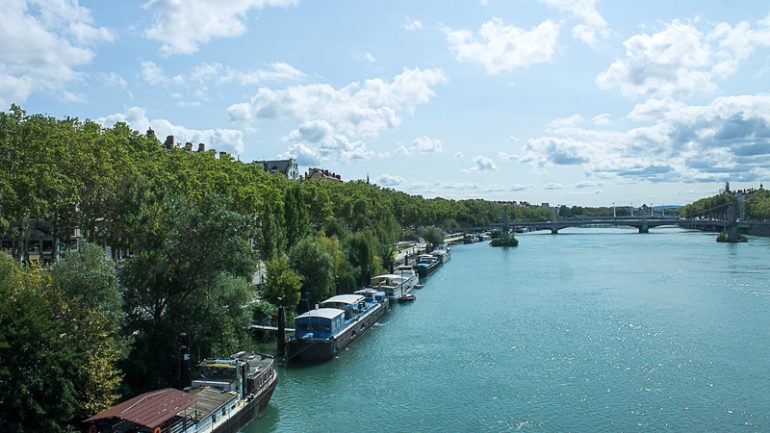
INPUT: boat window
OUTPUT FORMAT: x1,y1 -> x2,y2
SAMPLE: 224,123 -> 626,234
297,321 -> 310,330
311,321 -> 331,331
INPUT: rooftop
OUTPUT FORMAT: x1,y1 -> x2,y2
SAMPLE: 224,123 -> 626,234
85,388 -> 199,429
296,308 -> 344,320
321,294 -> 365,305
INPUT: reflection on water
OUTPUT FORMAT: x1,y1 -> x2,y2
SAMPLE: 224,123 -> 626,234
245,228 -> 770,432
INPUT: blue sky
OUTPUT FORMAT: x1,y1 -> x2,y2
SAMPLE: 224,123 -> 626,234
4,0 -> 770,206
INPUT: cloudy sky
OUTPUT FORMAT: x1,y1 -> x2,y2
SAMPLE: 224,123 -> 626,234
5,0 -> 770,206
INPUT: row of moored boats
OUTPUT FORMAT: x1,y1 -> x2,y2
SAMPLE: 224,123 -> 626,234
287,244 -> 452,363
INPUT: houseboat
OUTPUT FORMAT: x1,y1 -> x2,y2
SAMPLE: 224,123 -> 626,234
84,352 -> 277,433
287,292 -> 388,363
416,254 -> 441,278
432,245 -> 451,264
372,270 -> 418,302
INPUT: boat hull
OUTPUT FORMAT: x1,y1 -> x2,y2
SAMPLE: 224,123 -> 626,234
287,303 -> 386,363
417,261 -> 440,278
211,374 -> 278,433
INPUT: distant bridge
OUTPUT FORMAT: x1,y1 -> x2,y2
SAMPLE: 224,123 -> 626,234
457,216 -> 770,235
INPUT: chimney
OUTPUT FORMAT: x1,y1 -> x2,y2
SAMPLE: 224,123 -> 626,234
184,142 -> 193,151
197,143 -> 205,152
164,135 -> 175,149
146,128 -> 156,139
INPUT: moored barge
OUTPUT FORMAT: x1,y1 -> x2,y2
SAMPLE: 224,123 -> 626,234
287,292 -> 388,363
84,352 -> 277,433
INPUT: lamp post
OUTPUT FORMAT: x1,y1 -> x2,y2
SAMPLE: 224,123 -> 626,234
612,202 -> 616,219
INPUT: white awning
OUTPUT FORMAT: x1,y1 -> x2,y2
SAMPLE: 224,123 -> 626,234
296,308 -> 343,320
321,294 -> 365,305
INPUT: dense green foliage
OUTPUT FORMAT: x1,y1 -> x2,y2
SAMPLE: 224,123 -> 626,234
0,248 -> 124,433
679,192 -> 735,219
744,189 -> 770,220
289,237 -> 334,307
261,257 -> 302,308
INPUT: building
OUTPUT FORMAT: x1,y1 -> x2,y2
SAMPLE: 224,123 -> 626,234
305,168 -> 342,182
255,159 -> 299,179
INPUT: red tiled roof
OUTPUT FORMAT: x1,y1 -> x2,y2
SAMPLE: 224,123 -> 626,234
85,388 -> 199,429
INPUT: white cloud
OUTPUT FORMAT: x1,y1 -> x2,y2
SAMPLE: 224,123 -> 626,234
520,94 -> 770,183
544,182 -> 563,190
463,154 -> 498,172
228,68 -> 447,162
591,113 -> 612,126
539,0 -> 609,47
485,185 -> 506,192
363,52 -> 376,63
445,182 -> 480,190
454,151 -> 464,158
547,114 -> 584,129
141,61 -> 168,86
597,16 -> 770,98
377,174 -> 405,186
97,106 -> 246,155
497,151 -> 518,161
279,142 -> 320,166
413,136 -> 444,153
144,0 -> 298,55
508,135 -> 520,142
0,0 -> 113,106
446,18 -> 560,74
143,61 -> 305,87
98,72 -> 128,88
404,18 -> 423,31
140,60 -> 305,107
510,184 -> 529,191
575,180 -> 603,189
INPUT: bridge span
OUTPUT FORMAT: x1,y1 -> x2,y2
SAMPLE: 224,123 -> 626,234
457,217 -> 769,235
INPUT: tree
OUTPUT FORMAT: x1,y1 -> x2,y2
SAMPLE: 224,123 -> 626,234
49,242 -> 125,418
346,230 -> 382,288
121,193 -> 258,393
0,254 -> 78,433
260,256 -> 301,309
419,226 -> 444,252
284,183 -> 310,246
289,237 -> 334,307
50,242 -> 123,324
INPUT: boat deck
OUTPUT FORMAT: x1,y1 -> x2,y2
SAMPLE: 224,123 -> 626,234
187,388 -> 237,422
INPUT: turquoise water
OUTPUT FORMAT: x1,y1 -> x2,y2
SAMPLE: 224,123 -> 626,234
245,228 -> 770,432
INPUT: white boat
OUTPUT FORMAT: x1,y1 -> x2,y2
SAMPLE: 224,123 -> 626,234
394,264 -> 418,289
371,271 -> 417,301
432,245 -> 451,264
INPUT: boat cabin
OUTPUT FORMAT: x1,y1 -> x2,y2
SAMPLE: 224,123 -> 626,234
370,274 -> 407,288
354,288 -> 388,303
417,254 -> 438,264
294,308 -> 345,339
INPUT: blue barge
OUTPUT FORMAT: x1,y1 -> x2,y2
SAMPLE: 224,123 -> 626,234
287,291 -> 388,363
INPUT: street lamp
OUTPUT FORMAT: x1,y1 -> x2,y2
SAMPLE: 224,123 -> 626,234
612,202 -> 616,219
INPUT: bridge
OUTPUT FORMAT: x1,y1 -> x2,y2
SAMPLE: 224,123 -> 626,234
458,216 -> 709,234
455,201 -> 766,242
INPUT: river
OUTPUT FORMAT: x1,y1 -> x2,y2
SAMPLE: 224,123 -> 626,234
244,228 -> 770,432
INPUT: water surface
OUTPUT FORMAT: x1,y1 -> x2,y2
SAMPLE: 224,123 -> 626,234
246,228 -> 770,432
